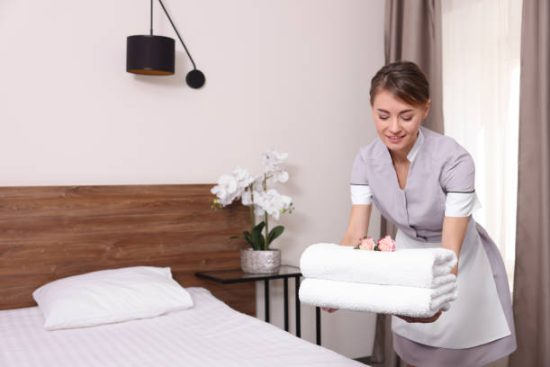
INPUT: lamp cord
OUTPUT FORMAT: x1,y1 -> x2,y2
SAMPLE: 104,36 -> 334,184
156,0 -> 197,70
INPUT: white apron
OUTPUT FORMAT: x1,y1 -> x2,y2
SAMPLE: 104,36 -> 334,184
391,223 -> 511,349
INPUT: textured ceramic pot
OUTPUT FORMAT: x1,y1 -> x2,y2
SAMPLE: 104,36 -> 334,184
240,248 -> 281,274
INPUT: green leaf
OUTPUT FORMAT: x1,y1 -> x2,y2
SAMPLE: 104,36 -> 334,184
244,230 -> 263,250
267,226 -> 285,246
253,221 -> 266,234
243,230 -> 253,245
258,235 -> 265,250
251,222 -> 266,250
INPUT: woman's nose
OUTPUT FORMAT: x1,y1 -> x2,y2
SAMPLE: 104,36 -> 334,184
389,118 -> 402,134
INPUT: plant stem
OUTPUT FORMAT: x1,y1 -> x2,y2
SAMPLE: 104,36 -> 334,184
249,206 -> 255,228
263,176 -> 269,250
264,212 -> 269,250
248,186 -> 256,227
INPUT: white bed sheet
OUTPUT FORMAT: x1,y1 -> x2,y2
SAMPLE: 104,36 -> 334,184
0,287 -> 365,367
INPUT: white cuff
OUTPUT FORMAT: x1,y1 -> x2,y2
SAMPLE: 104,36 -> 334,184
445,192 -> 481,217
351,185 -> 372,205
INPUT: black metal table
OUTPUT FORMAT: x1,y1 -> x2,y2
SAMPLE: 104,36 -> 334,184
196,265 -> 322,345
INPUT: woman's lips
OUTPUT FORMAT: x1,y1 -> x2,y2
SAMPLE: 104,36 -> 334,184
387,135 -> 405,144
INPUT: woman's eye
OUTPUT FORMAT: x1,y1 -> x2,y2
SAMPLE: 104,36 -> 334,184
379,115 -> 389,120
401,116 -> 413,121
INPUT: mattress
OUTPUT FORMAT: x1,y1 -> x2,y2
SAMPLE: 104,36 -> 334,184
0,287 -> 365,367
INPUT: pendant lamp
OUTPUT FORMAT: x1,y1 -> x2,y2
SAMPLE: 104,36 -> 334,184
126,0 -> 206,89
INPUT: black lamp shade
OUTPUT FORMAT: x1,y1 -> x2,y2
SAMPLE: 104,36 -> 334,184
126,35 -> 175,75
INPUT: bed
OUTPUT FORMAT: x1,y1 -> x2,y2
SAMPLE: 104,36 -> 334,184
1,288 -> 363,367
0,184 -> 366,367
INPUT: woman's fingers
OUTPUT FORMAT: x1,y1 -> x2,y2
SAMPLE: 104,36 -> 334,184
398,310 -> 442,323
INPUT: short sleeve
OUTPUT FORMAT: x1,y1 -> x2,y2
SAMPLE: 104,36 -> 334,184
350,150 -> 372,205
440,150 -> 475,193
440,149 -> 481,217
445,192 -> 481,217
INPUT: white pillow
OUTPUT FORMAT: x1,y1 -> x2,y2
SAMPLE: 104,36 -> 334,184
33,266 -> 193,330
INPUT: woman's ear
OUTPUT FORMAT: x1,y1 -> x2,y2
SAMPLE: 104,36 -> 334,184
423,99 -> 432,119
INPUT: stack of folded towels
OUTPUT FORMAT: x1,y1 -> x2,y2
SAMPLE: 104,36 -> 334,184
299,243 -> 459,317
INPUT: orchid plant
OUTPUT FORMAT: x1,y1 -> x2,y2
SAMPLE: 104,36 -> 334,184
211,150 -> 294,251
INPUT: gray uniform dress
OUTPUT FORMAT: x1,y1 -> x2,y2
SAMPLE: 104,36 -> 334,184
350,127 -> 517,367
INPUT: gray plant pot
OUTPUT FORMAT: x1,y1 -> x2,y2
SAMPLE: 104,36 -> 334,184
240,248 -> 281,274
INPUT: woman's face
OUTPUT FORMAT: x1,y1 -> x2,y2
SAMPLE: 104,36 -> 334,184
371,89 -> 430,158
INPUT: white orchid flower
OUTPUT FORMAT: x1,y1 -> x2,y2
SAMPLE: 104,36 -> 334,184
212,150 -> 293,235
211,174 -> 239,206
254,189 -> 292,220
232,167 -> 256,189
262,150 -> 288,174
254,205 -> 265,217
274,170 -> 289,183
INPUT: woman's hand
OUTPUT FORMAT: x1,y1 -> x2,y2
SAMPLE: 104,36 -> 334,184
397,310 -> 442,323
321,307 -> 338,313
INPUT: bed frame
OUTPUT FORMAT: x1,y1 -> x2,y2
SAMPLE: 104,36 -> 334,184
0,184 -> 255,315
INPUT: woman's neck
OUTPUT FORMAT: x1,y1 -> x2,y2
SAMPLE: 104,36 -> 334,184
388,130 -> 420,163
389,150 -> 409,164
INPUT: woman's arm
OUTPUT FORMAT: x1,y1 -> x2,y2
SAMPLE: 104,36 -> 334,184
341,204 -> 372,246
441,216 -> 470,275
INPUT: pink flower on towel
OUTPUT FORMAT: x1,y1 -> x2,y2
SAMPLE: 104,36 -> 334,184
359,237 -> 376,250
376,235 -> 396,252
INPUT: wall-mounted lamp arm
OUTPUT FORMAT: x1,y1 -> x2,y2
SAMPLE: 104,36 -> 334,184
150,0 -> 154,36
157,0 -> 197,71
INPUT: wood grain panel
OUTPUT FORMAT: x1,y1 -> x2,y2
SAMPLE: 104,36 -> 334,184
0,185 -> 255,315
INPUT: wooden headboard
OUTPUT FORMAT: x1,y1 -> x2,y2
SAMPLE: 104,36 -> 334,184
0,184 -> 254,315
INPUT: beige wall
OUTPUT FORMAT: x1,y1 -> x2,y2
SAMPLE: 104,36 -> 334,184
0,0 -> 384,359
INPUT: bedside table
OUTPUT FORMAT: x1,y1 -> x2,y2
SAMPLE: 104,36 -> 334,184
196,265 -> 322,345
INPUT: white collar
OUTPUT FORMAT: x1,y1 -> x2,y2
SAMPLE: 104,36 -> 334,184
406,129 -> 425,163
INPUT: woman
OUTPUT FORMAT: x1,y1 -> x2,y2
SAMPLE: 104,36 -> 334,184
343,61 -> 517,367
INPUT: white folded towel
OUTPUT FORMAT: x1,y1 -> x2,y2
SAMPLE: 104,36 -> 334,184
299,278 -> 458,317
300,243 -> 458,288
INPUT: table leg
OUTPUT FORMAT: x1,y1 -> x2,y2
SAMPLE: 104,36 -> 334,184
284,278 -> 289,331
295,276 -> 301,337
316,306 -> 321,345
264,279 -> 270,323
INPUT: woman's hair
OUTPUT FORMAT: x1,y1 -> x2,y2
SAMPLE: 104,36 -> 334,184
369,61 -> 430,106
